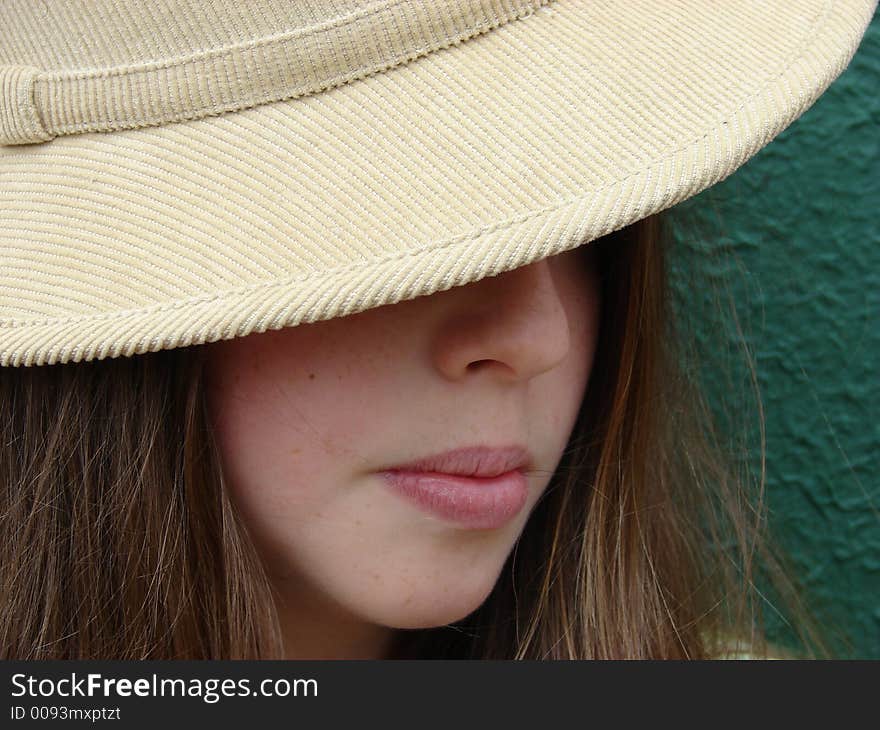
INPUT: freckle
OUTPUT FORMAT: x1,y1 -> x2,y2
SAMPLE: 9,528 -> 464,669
308,373 -> 315,380
290,448 -> 301,457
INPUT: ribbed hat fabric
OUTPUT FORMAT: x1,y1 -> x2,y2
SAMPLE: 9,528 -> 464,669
0,0 -> 876,366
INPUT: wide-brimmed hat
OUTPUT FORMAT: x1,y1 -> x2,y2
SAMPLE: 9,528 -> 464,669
0,0 -> 875,367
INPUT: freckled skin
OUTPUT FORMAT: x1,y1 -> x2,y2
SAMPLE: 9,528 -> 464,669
203,246 -> 601,657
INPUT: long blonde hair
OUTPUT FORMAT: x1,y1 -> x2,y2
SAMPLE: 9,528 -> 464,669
0,211 -> 829,658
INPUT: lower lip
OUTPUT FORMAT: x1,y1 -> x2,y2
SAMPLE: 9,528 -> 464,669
378,469 -> 529,529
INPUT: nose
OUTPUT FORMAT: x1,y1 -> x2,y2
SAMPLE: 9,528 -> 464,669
430,256 -> 573,383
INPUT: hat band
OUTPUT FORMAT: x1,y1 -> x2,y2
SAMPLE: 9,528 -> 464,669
0,0 -> 548,147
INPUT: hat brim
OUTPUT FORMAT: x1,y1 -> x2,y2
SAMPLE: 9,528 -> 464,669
0,0 -> 875,366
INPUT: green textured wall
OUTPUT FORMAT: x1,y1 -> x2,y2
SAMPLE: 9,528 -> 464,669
668,12 -> 879,659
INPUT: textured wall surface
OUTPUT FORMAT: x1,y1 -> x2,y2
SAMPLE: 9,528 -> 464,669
668,13 -> 879,658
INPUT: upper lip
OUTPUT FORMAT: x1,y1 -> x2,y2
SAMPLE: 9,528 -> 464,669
383,445 -> 532,478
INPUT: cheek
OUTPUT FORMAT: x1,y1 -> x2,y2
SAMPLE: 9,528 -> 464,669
207,380 -> 318,530
578,275 -> 602,390
539,257 -> 602,443
206,375 -> 349,583
562,254 -> 602,388
204,344 -> 317,509
203,332 -> 399,549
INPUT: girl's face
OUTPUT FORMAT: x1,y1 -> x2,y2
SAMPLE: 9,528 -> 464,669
204,245 -> 601,651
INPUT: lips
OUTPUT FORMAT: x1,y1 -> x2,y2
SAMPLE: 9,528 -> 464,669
378,445 -> 533,529
383,444 -> 532,478
379,469 -> 528,529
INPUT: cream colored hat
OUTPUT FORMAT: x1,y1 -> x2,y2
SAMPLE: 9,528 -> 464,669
0,0 -> 875,367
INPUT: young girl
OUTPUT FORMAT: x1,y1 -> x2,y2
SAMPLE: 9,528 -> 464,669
0,1 -> 874,659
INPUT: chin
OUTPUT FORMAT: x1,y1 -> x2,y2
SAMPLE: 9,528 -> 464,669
368,574 -> 500,630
